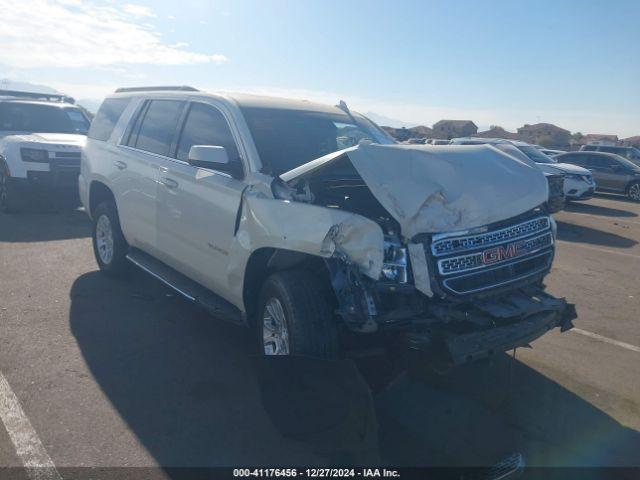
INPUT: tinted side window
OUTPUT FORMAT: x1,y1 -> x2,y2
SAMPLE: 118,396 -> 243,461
589,155 -> 615,167
564,154 -> 587,166
600,146 -> 619,154
88,98 -> 131,141
582,145 -> 596,151
176,103 -> 240,163
134,100 -> 184,156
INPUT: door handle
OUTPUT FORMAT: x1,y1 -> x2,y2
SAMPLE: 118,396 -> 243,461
114,160 -> 127,170
160,177 -> 179,189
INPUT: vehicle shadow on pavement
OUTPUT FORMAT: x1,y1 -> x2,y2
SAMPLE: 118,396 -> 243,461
69,270 -> 640,470
594,192 -> 640,206
69,270 -> 375,469
0,209 -> 90,243
556,221 -> 637,249
565,201 -> 638,218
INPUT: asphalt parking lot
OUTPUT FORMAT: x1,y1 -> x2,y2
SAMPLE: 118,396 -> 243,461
0,194 -> 639,475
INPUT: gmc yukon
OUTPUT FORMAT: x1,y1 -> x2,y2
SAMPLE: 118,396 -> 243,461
80,86 -> 575,365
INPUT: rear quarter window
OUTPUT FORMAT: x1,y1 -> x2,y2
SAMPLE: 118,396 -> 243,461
88,98 -> 131,141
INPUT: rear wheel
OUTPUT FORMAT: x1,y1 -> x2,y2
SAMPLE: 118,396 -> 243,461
627,182 -> 640,202
92,201 -> 130,276
258,270 -> 339,358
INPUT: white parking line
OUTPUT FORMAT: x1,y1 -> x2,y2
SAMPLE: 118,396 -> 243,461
0,371 -> 61,480
556,240 -> 640,259
572,328 -> 640,353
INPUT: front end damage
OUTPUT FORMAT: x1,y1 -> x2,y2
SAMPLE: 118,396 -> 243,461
266,144 -> 575,365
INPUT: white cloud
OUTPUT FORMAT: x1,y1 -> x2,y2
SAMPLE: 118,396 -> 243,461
122,3 -> 155,18
0,0 -> 228,68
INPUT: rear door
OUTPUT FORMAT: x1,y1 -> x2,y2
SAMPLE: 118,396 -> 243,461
117,99 -> 185,254
156,100 -> 247,301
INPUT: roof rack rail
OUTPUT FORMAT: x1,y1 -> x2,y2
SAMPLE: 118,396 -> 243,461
114,86 -> 199,93
0,89 -> 75,104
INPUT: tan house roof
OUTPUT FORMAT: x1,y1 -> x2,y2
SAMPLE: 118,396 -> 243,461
409,125 -> 433,136
517,123 -> 571,135
433,119 -> 477,129
475,127 -> 519,140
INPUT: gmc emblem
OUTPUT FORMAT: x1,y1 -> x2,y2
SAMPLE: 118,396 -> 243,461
482,240 -> 524,265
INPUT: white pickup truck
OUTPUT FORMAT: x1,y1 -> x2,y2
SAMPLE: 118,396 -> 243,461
80,86 -> 575,364
0,90 -> 90,212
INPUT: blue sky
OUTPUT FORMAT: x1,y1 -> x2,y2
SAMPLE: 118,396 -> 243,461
1,0 -> 639,136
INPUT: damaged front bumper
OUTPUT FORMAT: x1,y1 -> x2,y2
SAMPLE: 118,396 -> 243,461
403,287 -> 577,367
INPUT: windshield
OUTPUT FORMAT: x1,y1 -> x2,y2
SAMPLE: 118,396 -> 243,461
0,102 -> 90,134
517,145 -> 557,163
239,106 -> 395,176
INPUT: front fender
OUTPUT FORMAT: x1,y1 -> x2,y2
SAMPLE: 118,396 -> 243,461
226,194 -> 385,308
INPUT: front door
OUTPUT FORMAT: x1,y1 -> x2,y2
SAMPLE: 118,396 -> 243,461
156,101 -> 246,302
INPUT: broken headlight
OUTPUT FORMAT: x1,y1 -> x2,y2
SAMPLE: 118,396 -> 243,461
381,240 -> 408,283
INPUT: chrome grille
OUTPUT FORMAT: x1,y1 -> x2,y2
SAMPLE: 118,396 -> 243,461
428,215 -> 554,296
438,232 -> 553,275
431,216 -> 550,257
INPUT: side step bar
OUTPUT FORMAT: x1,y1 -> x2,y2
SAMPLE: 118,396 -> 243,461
126,248 -> 245,325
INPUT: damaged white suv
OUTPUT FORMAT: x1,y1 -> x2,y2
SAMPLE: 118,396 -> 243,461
81,86 -> 575,365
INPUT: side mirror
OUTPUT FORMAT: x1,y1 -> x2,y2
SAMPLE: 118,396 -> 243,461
188,145 -> 229,168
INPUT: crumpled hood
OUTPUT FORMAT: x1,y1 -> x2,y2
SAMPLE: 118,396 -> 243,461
282,143 -> 549,238
2,132 -> 86,147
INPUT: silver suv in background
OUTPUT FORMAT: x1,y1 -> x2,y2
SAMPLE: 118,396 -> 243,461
0,90 -> 90,212
555,151 -> 640,201
580,144 -> 640,166
451,137 -> 595,202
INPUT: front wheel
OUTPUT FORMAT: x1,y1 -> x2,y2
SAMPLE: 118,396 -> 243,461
627,182 -> 640,202
257,270 -> 339,358
0,169 -> 23,213
92,201 -> 130,276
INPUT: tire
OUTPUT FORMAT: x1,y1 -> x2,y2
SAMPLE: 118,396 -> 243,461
0,168 -> 23,213
92,200 -> 130,276
627,181 -> 640,202
257,270 -> 339,358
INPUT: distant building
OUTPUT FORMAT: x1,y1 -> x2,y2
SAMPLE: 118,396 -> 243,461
408,125 -> 433,138
580,134 -> 619,146
474,126 -> 519,140
623,136 -> 640,147
381,126 -> 411,141
432,120 -> 477,140
517,123 -> 571,147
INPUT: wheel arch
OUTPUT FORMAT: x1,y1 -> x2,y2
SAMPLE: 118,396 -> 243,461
89,180 -> 116,219
242,247 -> 335,326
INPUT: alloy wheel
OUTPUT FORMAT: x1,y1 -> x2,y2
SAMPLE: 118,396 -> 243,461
95,214 -> 115,265
262,297 -> 290,355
